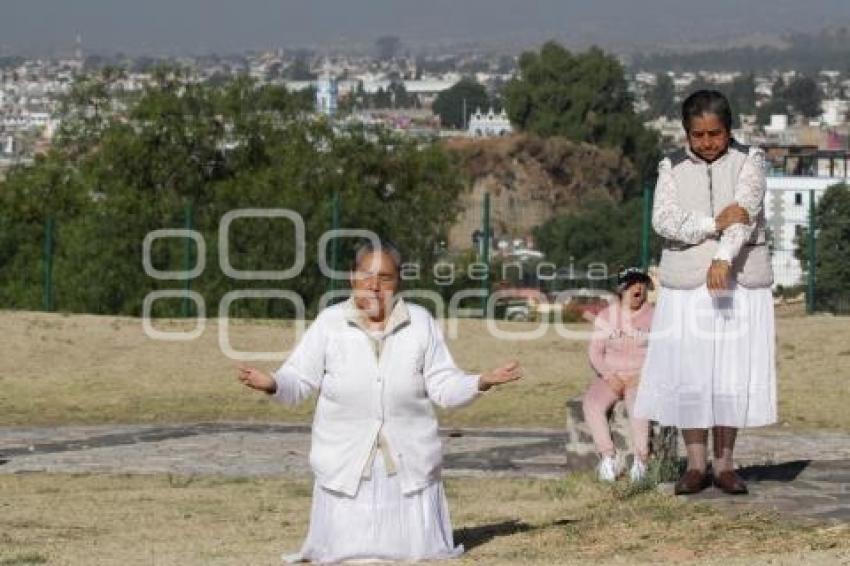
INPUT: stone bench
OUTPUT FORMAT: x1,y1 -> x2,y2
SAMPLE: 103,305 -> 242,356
565,394 -> 678,472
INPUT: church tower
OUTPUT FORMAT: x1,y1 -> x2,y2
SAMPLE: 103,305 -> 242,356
315,59 -> 338,117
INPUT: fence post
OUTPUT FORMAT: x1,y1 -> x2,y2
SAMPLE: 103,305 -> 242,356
328,191 -> 341,295
480,192 -> 490,317
806,189 -> 816,315
182,202 -> 194,318
43,216 -> 54,312
641,182 -> 652,270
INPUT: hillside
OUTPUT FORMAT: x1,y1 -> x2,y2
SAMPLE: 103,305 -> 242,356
444,134 -> 636,250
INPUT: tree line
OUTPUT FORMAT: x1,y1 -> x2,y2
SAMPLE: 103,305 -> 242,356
0,68 -> 464,317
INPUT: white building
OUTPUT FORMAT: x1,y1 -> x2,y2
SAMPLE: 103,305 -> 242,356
820,99 -> 849,128
765,175 -> 845,287
26,111 -> 50,129
467,107 -> 512,137
764,114 -> 788,133
315,67 -> 338,117
402,78 -> 457,106
2,135 -> 14,155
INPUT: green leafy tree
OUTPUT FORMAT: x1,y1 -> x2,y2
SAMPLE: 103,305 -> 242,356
284,55 -> 316,81
432,78 -> 490,130
795,183 -> 850,312
756,78 -> 789,126
504,42 -> 659,193
756,98 -> 789,127
645,72 -> 677,119
728,74 -> 757,116
0,152 -> 89,309
784,76 -> 823,118
366,82 -> 417,109
55,67 -> 126,157
533,197 -> 660,283
0,72 -> 465,316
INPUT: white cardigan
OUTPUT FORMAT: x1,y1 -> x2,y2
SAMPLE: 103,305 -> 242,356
272,298 -> 481,496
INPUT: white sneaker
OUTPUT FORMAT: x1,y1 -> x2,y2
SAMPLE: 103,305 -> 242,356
596,455 -> 619,482
629,459 -> 647,483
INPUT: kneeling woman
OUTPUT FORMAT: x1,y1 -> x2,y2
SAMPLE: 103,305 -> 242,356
238,240 -> 522,563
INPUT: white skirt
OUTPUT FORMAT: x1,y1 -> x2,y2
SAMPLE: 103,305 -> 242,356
634,284 -> 777,429
285,456 -> 463,564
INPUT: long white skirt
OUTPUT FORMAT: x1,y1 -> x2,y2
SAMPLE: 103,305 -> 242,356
634,284 -> 777,429
285,456 -> 463,564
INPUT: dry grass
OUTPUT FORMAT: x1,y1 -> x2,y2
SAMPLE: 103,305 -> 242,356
1,310 -> 849,429
2,309 -> 849,564
1,472 -> 848,566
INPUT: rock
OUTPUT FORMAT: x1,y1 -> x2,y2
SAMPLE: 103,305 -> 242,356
564,394 -> 678,472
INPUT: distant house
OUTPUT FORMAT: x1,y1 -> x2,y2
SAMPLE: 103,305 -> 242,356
467,107 -> 512,137
402,78 -> 457,106
763,145 -> 850,287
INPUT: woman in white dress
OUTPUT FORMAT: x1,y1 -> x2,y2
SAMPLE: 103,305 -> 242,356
238,239 -> 523,563
634,90 -> 776,495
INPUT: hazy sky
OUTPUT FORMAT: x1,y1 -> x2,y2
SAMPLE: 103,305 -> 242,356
2,0 -> 849,56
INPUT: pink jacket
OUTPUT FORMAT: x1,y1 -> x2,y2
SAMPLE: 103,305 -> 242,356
588,302 -> 654,378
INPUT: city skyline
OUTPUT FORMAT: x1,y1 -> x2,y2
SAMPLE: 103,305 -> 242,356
1,0 -> 850,57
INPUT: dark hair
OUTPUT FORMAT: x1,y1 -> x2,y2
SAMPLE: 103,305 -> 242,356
681,90 -> 733,133
351,237 -> 403,272
616,266 -> 652,295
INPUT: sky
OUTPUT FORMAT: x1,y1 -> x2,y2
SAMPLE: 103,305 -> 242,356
2,0 -> 850,56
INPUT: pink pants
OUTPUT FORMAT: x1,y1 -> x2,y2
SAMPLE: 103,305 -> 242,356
582,378 -> 649,461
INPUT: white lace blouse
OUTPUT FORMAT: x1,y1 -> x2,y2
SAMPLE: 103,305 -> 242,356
652,147 -> 767,263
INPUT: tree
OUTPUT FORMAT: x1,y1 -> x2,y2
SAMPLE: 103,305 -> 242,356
504,42 -> 659,193
633,28 -> 850,75
534,197 -> 660,283
784,76 -> 823,118
795,183 -> 850,312
756,77 -> 788,125
432,79 -> 490,130
755,75 -> 822,125
645,72 -> 677,119
756,98 -> 789,127
285,55 -> 316,81
0,73 -> 466,316
55,68 -> 125,157
387,81 -> 417,108
728,74 -> 757,117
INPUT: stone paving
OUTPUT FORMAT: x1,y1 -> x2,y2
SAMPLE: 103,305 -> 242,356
1,422 -> 848,524
670,458 -> 850,524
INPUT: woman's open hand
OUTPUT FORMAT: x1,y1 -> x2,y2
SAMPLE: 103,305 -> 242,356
479,360 -> 523,392
237,365 -> 276,394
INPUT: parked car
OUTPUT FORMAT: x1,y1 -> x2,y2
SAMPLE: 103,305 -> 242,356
557,290 -> 611,321
492,287 -> 546,321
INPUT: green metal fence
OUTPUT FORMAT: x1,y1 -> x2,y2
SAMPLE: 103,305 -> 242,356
22,185 -> 850,316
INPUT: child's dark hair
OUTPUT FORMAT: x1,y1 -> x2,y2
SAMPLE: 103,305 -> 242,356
681,90 -> 733,133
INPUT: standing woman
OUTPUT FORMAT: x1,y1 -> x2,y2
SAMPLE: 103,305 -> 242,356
634,90 -> 776,495
238,239 -> 523,562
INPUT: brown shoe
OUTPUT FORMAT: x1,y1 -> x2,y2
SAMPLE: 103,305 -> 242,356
674,469 -> 710,495
713,470 -> 748,495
